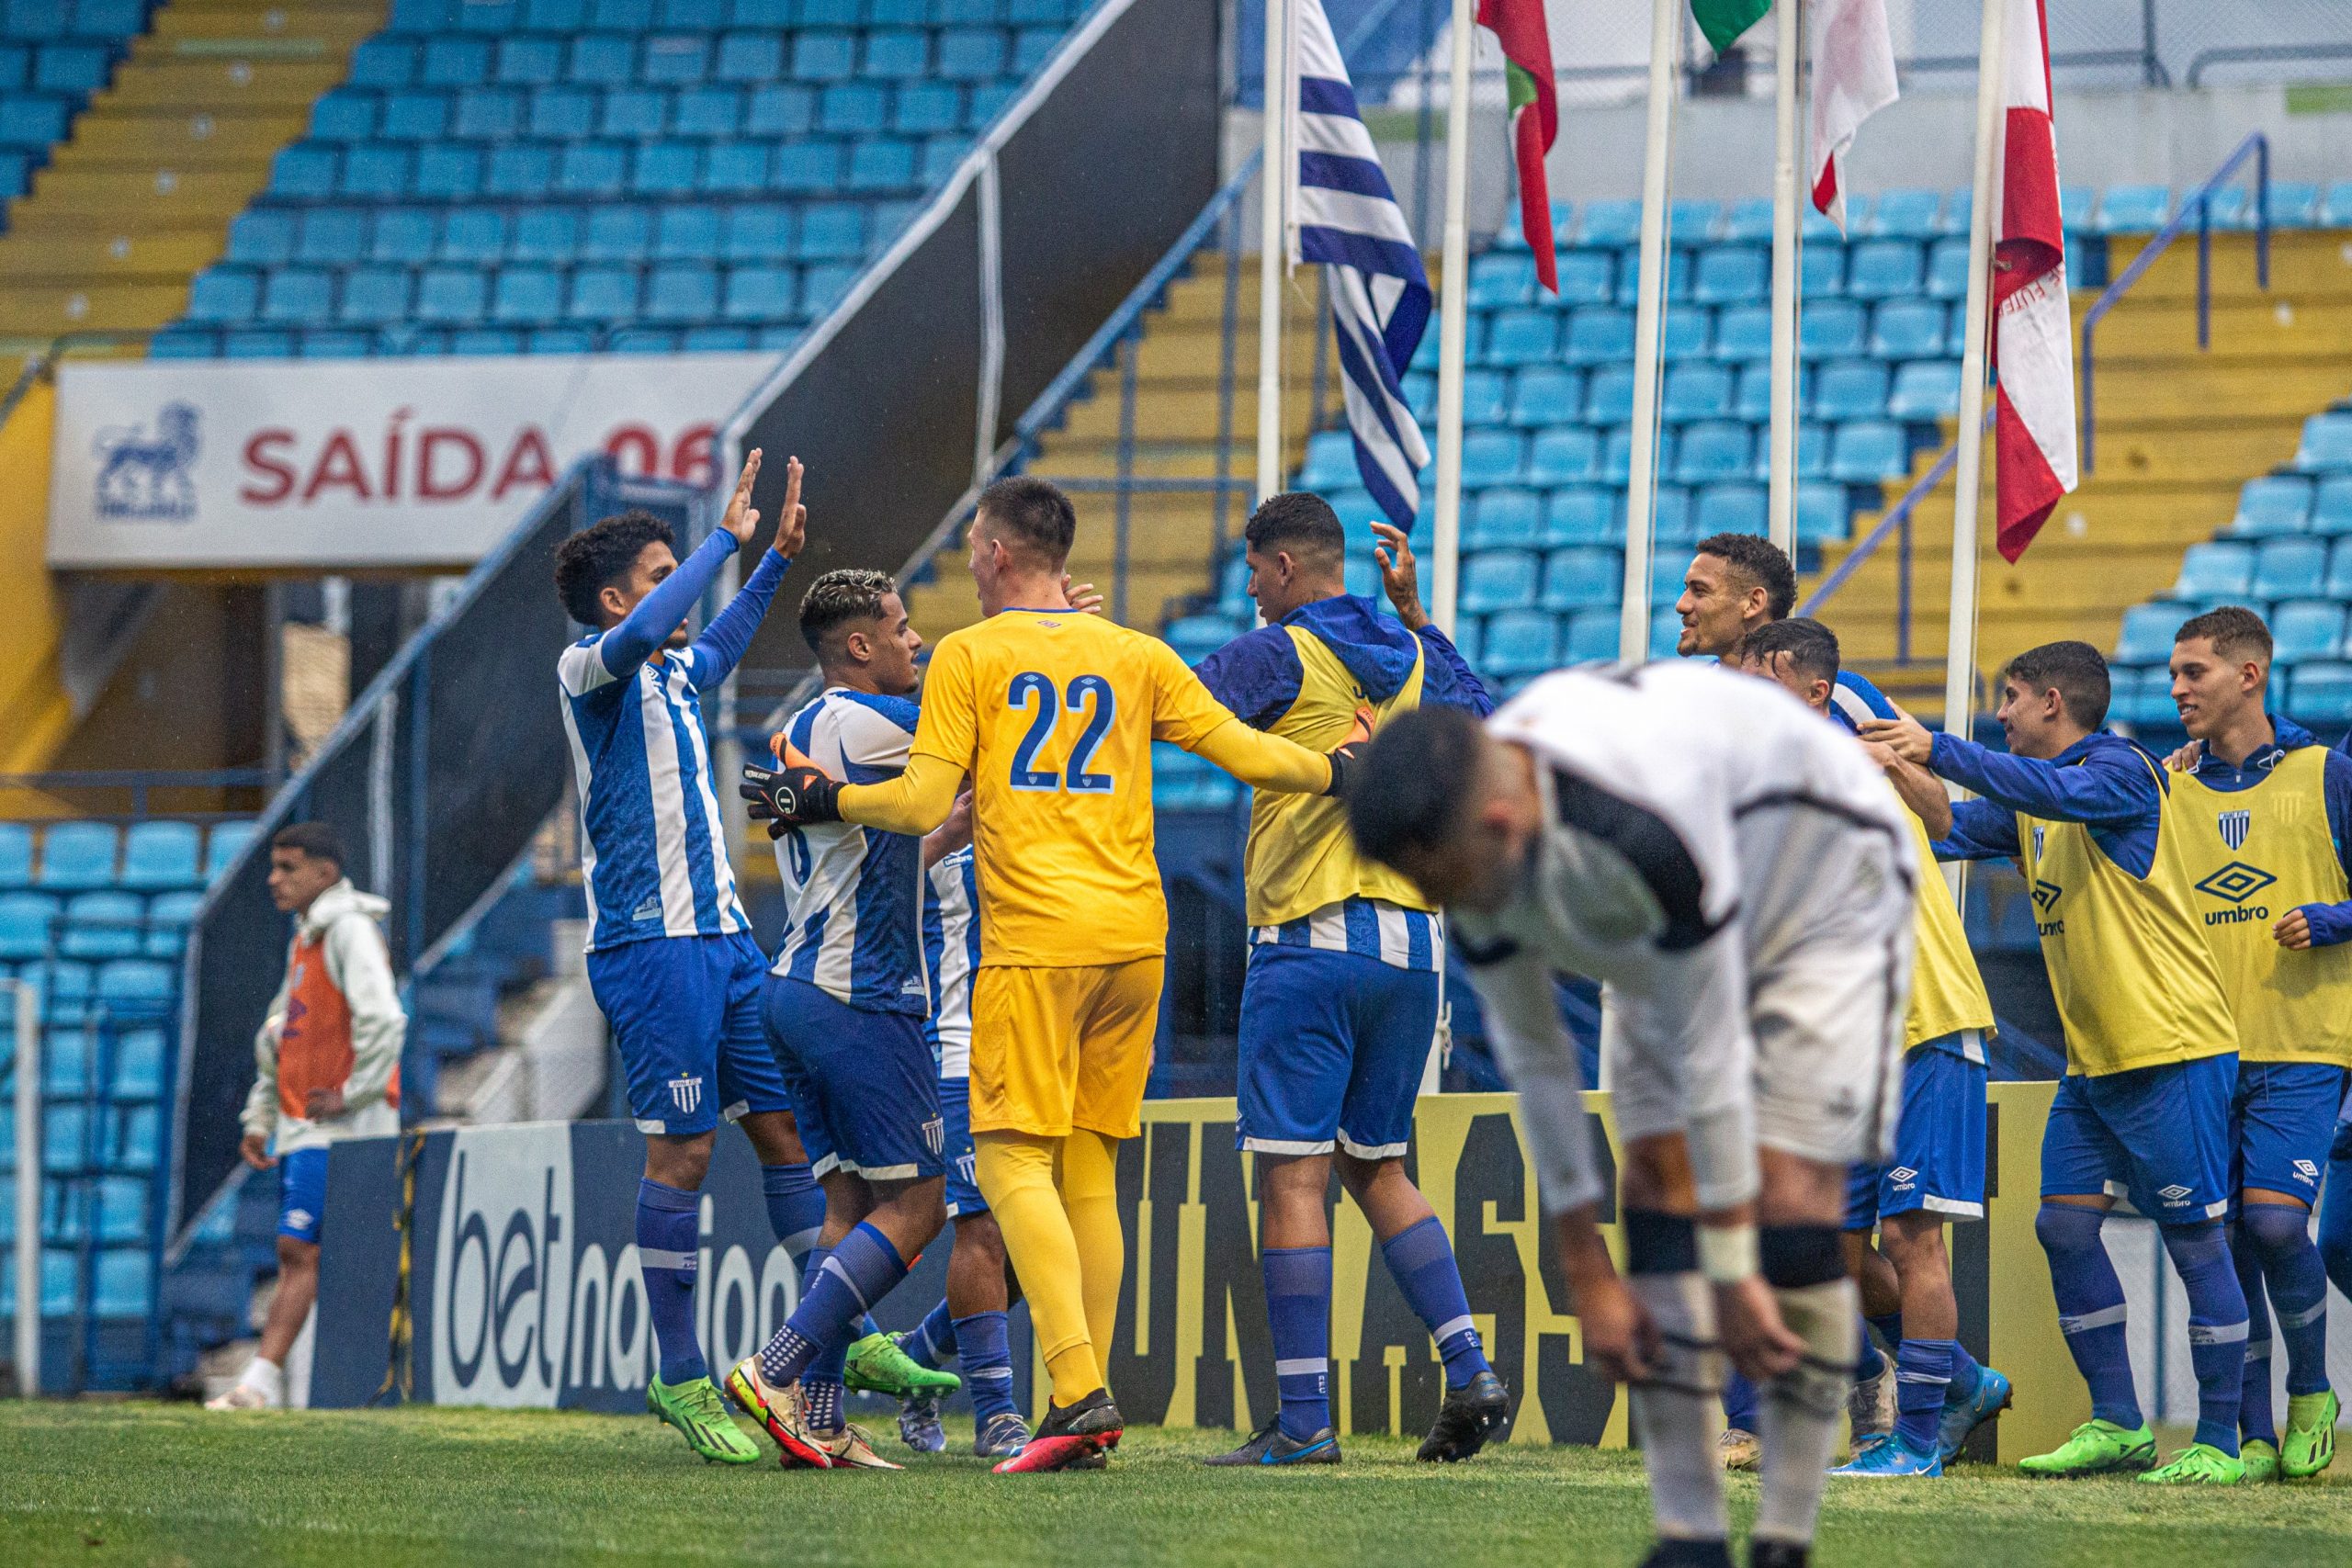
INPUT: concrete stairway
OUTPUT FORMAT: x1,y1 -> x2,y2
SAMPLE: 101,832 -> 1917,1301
1805,230 -> 2352,721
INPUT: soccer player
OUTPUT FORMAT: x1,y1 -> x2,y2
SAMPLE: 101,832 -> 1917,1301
1350,662 -> 1917,1568
2164,606 -> 2351,1481
1186,494 -> 1508,1466
1733,622 -> 2013,1477
723,568 -> 968,1469
743,475 -> 1363,1472
1861,642 -> 2248,1485
209,824 -> 403,1412
554,451 -> 820,1464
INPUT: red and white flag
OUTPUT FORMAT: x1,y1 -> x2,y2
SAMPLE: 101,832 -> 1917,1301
1991,0 -> 2077,562
1808,0 -> 1898,233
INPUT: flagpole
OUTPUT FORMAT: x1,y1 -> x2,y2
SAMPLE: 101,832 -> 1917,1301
1765,0 -> 1802,557
1945,0 -> 2003,752
1257,0 -> 1289,510
1619,0 -> 1679,664
1429,0 -> 1475,633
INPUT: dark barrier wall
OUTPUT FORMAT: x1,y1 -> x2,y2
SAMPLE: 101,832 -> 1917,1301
729,0 -> 1222,675
172,463 -> 695,1243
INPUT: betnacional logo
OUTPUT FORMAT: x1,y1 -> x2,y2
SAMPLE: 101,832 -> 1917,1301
93,401 -> 200,521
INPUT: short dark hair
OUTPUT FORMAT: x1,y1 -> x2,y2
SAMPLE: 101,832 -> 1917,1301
1695,533 -> 1798,622
975,475 -> 1077,569
1737,616 -> 1841,686
2175,604 -> 2272,666
554,510 -> 675,626
1245,491 -> 1346,567
1344,705 -> 1486,870
272,821 -> 346,870
2003,639 -> 2112,730
798,568 -> 899,659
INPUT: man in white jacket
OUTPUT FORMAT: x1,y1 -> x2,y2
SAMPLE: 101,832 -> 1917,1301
208,822 -> 405,1411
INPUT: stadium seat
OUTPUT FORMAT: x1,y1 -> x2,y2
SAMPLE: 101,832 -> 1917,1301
1693,483 -> 1767,540
1924,237 -> 1970,300
2314,478 -> 2352,537
2224,475 -> 2313,538
569,264 -> 640,320
1297,430 -> 1356,491
59,891 -> 142,961
1508,366 -> 1580,428
1845,241 -> 1922,300
2329,540 -> 2352,601
1478,609 -> 1557,675
1829,421 -> 1909,482
1553,608 -> 1611,664
1464,489 -> 1542,551
1582,365 -> 1634,424
117,822 -> 200,891
582,204 -> 650,261
2272,601 -> 2346,664
2290,662 -> 2352,728
1670,421 -> 1747,484
1800,242 -> 1844,297
2172,541 -> 2255,600
1691,245 -> 1766,306
2209,180 -> 2317,230
1540,547 -> 1620,612
0,824 -> 30,890
1577,198 -> 1641,248
96,959 -> 174,1010
1544,488 -> 1612,547
1814,360 -> 1889,423
1795,481 -> 1849,548
1459,430 -> 1523,490
1887,360 -> 1962,422
2112,601 -> 2180,666
1525,427 -> 1598,488
2095,183 -> 2171,234
1863,187 -> 1941,241
2059,184 -> 2095,232
37,824 -> 118,891
1548,250 -> 1612,307
203,822 -> 257,881
2252,537 -> 2328,602
1651,484 -> 1694,547
1669,197 -> 1720,241
1614,248 -> 1689,309
1461,550 -> 1539,615
1482,309 -> 1556,367
1660,363 -> 1734,423
1467,252 -> 1533,310
1712,305 -> 1771,362
2295,412 -> 2352,473
0,891 -> 55,961
1658,309 -> 1710,362
1563,307 -> 1634,367
144,891 -> 201,958
1869,300 -> 1945,360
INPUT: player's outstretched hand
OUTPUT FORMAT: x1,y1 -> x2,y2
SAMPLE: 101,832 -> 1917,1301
1322,705 -> 1377,797
770,455 -> 807,559
1714,1275 -> 1805,1382
741,737 -> 841,829
1371,521 -> 1430,631
1857,706 -> 1935,768
1571,1273 -> 1658,1385
718,448 -> 763,546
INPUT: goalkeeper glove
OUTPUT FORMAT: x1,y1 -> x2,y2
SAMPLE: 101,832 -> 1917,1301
741,739 -> 842,830
1322,705 -> 1376,798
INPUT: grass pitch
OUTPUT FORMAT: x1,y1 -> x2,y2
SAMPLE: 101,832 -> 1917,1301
1,1402 -> 2345,1567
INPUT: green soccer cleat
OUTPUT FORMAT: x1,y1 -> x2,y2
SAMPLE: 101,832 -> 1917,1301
843,1332 -> 961,1400
648,1373 -> 762,1464
2138,1442 -> 2245,1486
2017,1417 -> 2157,1478
2282,1388 -> 2338,1479
2240,1438 -> 2279,1483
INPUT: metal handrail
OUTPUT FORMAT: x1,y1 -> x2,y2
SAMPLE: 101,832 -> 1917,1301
0,769 -> 273,821
2079,130 -> 2269,473
2186,42 -> 2352,87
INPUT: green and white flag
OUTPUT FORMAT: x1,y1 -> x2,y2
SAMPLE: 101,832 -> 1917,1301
1690,0 -> 1770,54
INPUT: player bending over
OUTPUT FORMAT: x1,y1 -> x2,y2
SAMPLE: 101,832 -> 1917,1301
745,476 -> 1364,1472
1191,493 -> 1508,1466
1350,662 -> 1916,1568
1863,642 -> 2248,1485
554,452 -> 828,1464
727,569 -> 965,1469
1735,622 -> 2012,1478
2164,606 -> 2350,1480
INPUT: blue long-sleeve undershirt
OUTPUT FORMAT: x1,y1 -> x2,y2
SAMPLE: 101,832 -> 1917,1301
686,546 -> 789,687
595,531 -> 788,687
1928,729 -> 2164,879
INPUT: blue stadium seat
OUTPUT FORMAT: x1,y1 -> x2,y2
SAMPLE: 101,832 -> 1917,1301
59,891 -> 141,961
1508,366 -> 1580,428
1614,248 -> 1689,309
2224,475 -> 2313,538
144,890 -> 201,958
640,33 -> 710,84
723,204 -> 793,260
745,81 -> 815,133
1870,299 -> 1946,359
2328,540 -> 2352,600
2209,180 -> 2317,230
485,142 -> 555,195
1563,307 -> 1633,367
655,202 -> 723,259
185,266 -> 260,324
1651,484 -> 1694,546
492,265 -> 565,325
1863,188 -> 1941,241
865,27 -> 932,77
2314,478 -> 2352,537
1674,422 -> 1749,485
1478,609 -> 1556,675
1660,363 -> 1733,423
1692,245 -> 1766,307
1718,197 -> 1772,244
643,261 -> 719,321
1577,198 -> 1640,248
894,80 -> 962,133
438,206 -> 507,263
203,822 -> 257,880
0,824 -> 30,891
1464,489 -> 1542,551
311,90 -> 379,141
1799,299 -> 1867,358
529,85 -> 595,139
1460,550 -> 1539,615
567,32 -> 638,84
568,263 -> 640,320
1541,546 -> 1620,612
599,85 -> 669,139
559,139 -> 628,197
2253,537 -> 2328,602
294,208 -> 368,265
844,136 -> 917,192
422,37 -> 493,86
119,821 -> 200,891
1923,237 -> 1970,300
1887,359 -> 1961,422
225,210 -> 297,265
2295,412 -> 2352,473
581,204 -> 649,260
1467,251 -> 1534,310
2289,662 -> 2352,728
801,261 -> 857,313
770,140 -> 839,191
819,80 -> 887,133
268,145 -> 338,199
1552,250 -> 1612,307
149,328 -> 220,358
1525,427 -> 1597,487
417,143 -> 487,199
38,824 -> 117,891
1829,421 -> 1907,482
1583,364 -> 1634,423
96,1180 -> 148,1246
1555,608 -> 1612,664
1295,430 -> 1354,491
96,959 -> 173,1010
416,265 -> 489,322
2273,601 -> 2346,665
0,891 -> 55,961
2059,184 -> 2095,233
1693,483 -> 1767,540
1814,360 -> 1889,423
1659,308 -> 1710,362
2112,601 -> 2181,665
1795,480 -> 1848,547
300,330 -> 372,358
1845,240 -> 1921,301
1480,308 -> 1555,367
455,85 -> 524,140
1544,487 -> 1612,547
1800,241 -> 1844,297
380,89 -> 451,141
113,1019 -> 166,1098
1669,197 -> 1721,241
674,84 -> 741,135
2095,183 -> 2170,234
223,329 -> 300,359
2173,540 -> 2255,599
1712,305 -> 1770,362
1460,429 -> 1523,489
495,35 -> 563,84
1604,424 -> 1670,484
790,28 -> 854,76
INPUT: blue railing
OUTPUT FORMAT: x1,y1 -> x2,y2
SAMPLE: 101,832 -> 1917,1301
0,769 -> 273,824
2080,130 -> 2270,472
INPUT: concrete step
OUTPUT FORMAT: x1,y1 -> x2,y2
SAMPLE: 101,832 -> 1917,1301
98,56 -> 349,112
0,230 -> 224,284
58,110 -> 306,165
0,282 -> 187,337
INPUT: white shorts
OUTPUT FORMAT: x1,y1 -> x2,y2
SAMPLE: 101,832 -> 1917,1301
1601,801 -> 1913,1172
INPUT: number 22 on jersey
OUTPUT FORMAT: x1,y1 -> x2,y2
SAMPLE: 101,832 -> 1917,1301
1006,671 -> 1116,794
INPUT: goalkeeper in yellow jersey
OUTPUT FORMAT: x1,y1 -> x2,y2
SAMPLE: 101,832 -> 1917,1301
745,475 -> 1366,1472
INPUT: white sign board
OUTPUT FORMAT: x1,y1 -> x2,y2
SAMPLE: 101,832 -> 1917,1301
47,353 -> 778,570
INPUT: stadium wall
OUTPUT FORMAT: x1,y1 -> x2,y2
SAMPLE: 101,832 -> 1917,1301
307,1086 -> 2080,1461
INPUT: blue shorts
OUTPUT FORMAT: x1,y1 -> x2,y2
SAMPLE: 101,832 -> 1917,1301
277,1146 -> 329,1245
763,975 -> 944,1182
1235,944 -> 1439,1159
1846,1032 -> 1988,1227
940,1076 -> 985,1218
587,931 -> 794,1137
2041,1053 -> 2237,1223
2234,1060 -> 2347,1204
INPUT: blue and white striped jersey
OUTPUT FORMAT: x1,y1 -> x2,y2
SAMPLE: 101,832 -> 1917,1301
1251,897 -> 1444,972
922,846 -> 980,1079
771,686 -> 929,1014
557,538 -> 786,952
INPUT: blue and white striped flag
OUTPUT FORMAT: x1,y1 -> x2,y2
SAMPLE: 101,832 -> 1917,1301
1288,0 -> 1430,531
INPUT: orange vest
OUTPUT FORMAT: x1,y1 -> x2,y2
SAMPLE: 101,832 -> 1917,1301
277,928 -> 399,1120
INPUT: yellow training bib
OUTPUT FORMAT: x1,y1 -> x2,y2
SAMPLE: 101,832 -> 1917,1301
1897,793 -> 1995,1050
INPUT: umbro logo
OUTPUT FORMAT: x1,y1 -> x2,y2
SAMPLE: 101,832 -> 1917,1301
2295,1159 -> 2321,1184
2031,879 -> 2063,913
1890,1167 -> 1918,1184
2195,862 -> 2277,905
2157,1184 -> 2192,1202
2217,809 -> 2251,852
285,1208 -> 313,1231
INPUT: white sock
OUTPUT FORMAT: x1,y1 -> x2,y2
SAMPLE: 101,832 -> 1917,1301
1755,1278 -> 1859,1548
1628,1270 -> 1730,1543
239,1356 -> 286,1406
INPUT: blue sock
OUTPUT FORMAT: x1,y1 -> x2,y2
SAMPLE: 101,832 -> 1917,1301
2035,1203 -> 2142,1429
2161,1221 -> 2249,1456
2241,1203 -> 2330,1399
1855,1316 -> 1886,1383
1263,1246 -> 1332,1440
636,1178 -> 706,1386
799,1246 -> 850,1433
757,1223 -> 910,1389
905,1299 -> 958,1370
804,1371 -> 843,1432
1723,1369 -> 1760,1432
1894,1339 -> 1954,1451
1381,1216 -> 1490,1390
2233,1222 -> 2277,1444
762,1163 -> 826,1263
1945,1339 -> 1984,1403
955,1310 -> 1017,1422
1867,1309 -> 1905,1359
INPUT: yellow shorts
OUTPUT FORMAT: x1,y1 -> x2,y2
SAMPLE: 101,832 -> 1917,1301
969,958 -> 1164,1140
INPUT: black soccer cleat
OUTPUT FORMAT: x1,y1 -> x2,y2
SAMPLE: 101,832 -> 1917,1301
993,1387 -> 1124,1473
1417,1369 -> 1511,1462
1637,1540 -> 1735,1568
1203,1419 -> 1341,1467
1747,1540 -> 1809,1568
